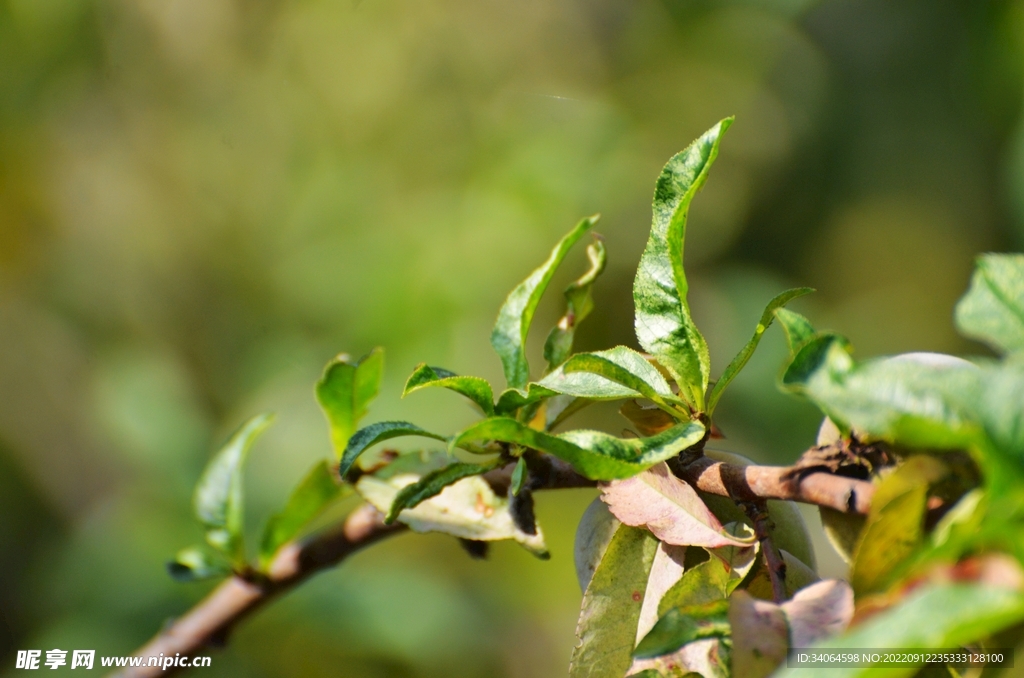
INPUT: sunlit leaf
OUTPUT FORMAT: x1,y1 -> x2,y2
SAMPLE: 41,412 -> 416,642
781,579 -> 854,648
602,462 -> 754,548
569,525 -> 658,678
633,599 -> 731,660
633,119 -> 732,410
402,364 -> 495,415
561,346 -> 683,411
773,583 -> 1024,678
167,545 -> 232,583
636,542 -> 688,642
850,456 -> 947,595
451,417 -> 704,480
316,348 -> 385,456
193,413 -> 274,561
356,471 -> 547,556
705,287 -> 813,414
492,215 -> 599,389
338,421 -> 448,478
385,458 -> 504,523
955,254 -> 1024,356
545,236 -> 608,369
774,308 -> 816,356
259,460 -> 347,567
657,555 -> 730,617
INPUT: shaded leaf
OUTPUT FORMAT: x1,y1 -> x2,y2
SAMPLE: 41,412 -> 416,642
634,119 -> 732,409
620,400 -> 677,436
545,236 -> 608,369
385,458 -> 504,523
850,456 -> 947,595
633,599 -> 731,659
167,546 -> 232,583
193,413 -> 274,561
574,498 -> 623,593
781,579 -> 854,648
774,308 -> 816,356
774,583 -> 1024,678
338,421 -> 447,478
259,459 -> 347,567
706,287 -> 813,414
403,364 -> 495,415
657,554 -> 730,617
955,254 -> 1024,356
316,348 -> 384,456
728,590 -> 788,678
569,525 -> 659,678
510,456 -> 527,496
355,472 -> 547,556
451,417 -> 705,480
637,542 -> 689,641
602,462 -> 754,548
492,215 -> 599,389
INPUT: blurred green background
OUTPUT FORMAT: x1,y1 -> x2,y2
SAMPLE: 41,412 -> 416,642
1,0 -> 1022,675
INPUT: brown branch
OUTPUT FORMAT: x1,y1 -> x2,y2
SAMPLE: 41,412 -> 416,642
112,452 -> 874,677
743,500 -> 788,603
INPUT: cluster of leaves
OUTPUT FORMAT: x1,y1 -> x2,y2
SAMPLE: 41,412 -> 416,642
168,119 -> 1024,678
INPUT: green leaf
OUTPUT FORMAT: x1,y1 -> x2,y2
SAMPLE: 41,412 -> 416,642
657,556 -> 730,617
167,546 -> 232,583
316,348 -> 385,456
339,421 -> 448,478
545,236 -> 608,369
510,456 -> 527,496
193,413 -> 274,561
569,525 -> 659,678
773,583 -> 1024,678
356,469 -> 547,556
955,254 -> 1024,356
561,346 -> 683,411
850,456 -> 947,595
774,308 -> 816,356
385,458 -> 503,524
633,599 -> 731,660
492,215 -> 599,389
634,119 -> 733,410
402,363 -> 495,415
450,417 -> 705,481
259,460 -> 347,567
706,287 -> 813,414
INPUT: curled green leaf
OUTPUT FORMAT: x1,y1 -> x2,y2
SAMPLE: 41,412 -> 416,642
167,545 -> 232,583
403,363 -> 495,415
385,458 -> 504,524
259,459 -> 348,567
339,421 -> 448,478
510,456 -> 527,496
634,119 -> 732,410
492,215 -> 599,390
544,236 -> 608,370
316,348 -> 384,456
193,413 -> 274,562
561,346 -> 683,412
774,307 -> 816,356
706,287 -> 813,414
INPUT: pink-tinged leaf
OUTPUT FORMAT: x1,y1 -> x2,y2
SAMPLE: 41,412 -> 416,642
729,590 -> 788,678
781,579 -> 854,648
602,462 -> 754,548
636,542 -> 687,642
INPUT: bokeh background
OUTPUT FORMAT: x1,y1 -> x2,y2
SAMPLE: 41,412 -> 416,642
1,0 -> 1022,675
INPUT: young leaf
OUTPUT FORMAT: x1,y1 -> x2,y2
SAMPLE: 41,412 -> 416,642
561,346 -> 683,411
569,525 -> 659,678
633,599 -> 731,660
193,413 -> 274,561
316,348 -> 385,456
601,462 -> 754,548
338,421 -> 448,478
492,215 -> 599,390
634,119 -> 733,410
450,417 -> 705,480
774,308 -> 816,356
545,236 -> 608,369
773,583 -> 1024,678
167,546 -> 232,583
385,458 -> 504,524
356,471 -> 547,556
705,287 -> 813,414
402,364 -> 495,415
510,456 -> 527,496
850,455 -> 947,595
955,254 -> 1024,356
259,460 -> 347,567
